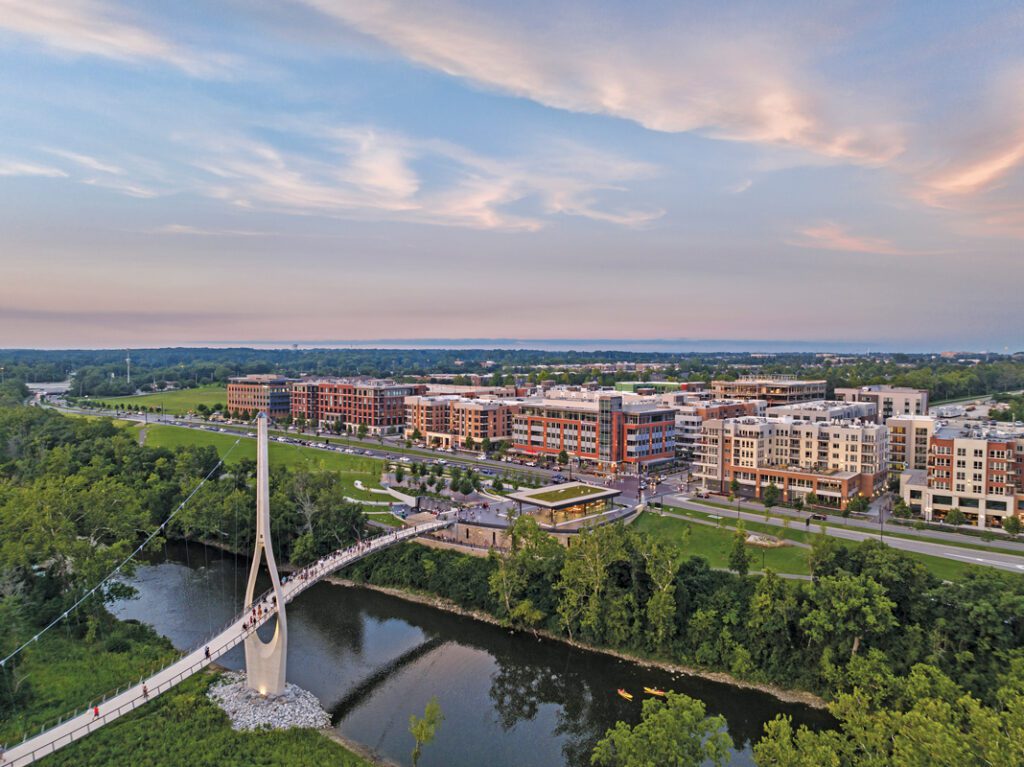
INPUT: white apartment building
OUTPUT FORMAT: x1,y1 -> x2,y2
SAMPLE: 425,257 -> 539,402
695,416 -> 888,508
835,385 -> 929,423
767,400 -> 877,422
886,414 -> 935,474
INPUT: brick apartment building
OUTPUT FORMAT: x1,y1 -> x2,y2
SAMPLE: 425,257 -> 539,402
404,395 -> 519,447
290,377 -> 426,434
900,423 -> 1024,528
511,393 -> 675,471
226,374 -> 293,419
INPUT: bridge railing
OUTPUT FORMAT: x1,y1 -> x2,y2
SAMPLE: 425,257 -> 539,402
4,619 -> 264,767
3,519 -> 453,765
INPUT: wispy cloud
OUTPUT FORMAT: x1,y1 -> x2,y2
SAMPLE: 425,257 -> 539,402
152,224 -> 271,237
186,125 -> 662,231
0,159 -> 67,177
789,222 -> 928,256
921,137 -> 1024,199
43,147 -> 124,175
303,0 -> 904,164
0,0 -> 234,77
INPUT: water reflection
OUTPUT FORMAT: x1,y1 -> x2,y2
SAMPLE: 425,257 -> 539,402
114,544 -> 833,767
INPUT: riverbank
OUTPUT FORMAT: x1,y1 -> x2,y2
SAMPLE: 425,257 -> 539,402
188,535 -> 827,710
324,575 -> 828,710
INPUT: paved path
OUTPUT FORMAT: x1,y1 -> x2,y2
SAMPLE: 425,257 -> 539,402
3,519 -> 452,767
665,496 -> 1024,574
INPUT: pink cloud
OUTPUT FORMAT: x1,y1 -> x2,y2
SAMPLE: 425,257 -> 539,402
790,222 -> 927,256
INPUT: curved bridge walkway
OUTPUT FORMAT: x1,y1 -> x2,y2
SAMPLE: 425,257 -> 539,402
5,518 -> 453,767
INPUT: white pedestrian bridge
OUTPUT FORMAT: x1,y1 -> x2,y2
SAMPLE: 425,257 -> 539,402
3,519 -> 451,767
3,413 -> 452,766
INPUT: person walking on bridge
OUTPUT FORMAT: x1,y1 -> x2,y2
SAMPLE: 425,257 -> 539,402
93,705 -> 99,720
204,646 -> 211,661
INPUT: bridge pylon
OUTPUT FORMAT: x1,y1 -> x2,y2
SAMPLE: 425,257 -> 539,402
244,413 -> 288,695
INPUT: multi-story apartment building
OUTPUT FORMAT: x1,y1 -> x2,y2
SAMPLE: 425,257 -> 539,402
290,377 -> 426,434
711,376 -> 827,406
672,400 -> 766,460
404,395 -> 519,447
695,416 -> 888,508
899,423 -> 1024,528
226,374 -> 293,418
512,393 -> 675,471
886,414 -> 935,475
835,385 -> 929,423
767,400 -> 877,422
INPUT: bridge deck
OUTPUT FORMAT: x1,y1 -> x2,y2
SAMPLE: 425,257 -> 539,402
4,519 -> 451,767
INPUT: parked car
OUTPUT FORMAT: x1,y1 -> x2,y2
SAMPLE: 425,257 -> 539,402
810,513 -> 827,521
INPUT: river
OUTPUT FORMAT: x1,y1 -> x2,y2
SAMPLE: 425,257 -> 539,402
112,543 -> 832,767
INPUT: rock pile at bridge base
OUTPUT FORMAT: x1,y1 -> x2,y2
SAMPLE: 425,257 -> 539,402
208,672 -> 331,730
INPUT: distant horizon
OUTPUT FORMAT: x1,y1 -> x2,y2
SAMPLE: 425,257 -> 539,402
3,338 -> 1018,355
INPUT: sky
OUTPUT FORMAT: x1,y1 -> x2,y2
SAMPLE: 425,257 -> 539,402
0,0 -> 1022,350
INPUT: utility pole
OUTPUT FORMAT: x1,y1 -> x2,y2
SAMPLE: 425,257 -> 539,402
125,350 -> 131,386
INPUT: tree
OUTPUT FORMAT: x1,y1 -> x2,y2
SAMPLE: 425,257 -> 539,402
791,496 -> 804,512
492,477 -> 504,493
847,495 -> 869,514
591,692 -> 732,767
410,428 -> 422,442
729,523 -> 752,577
464,435 -> 476,451
558,449 -> 569,466
945,508 -> 967,527
409,696 -> 444,767
729,477 -> 740,497
458,477 -> 474,496
1004,516 -> 1021,537
356,423 -> 368,440
891,498 -> 912,519
762,482 -> 781,510
481,437 -> 491,454
805,492 -> 820,508
755,661 -> 1024,767
799,574 -> 896,659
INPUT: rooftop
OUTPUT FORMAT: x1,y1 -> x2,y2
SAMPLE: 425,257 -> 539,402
507,482 -> 621,509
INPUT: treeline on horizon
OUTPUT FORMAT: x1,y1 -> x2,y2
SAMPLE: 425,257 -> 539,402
3,347 -> 1024,401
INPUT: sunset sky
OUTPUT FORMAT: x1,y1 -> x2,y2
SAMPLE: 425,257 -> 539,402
1,1 -> 1022,349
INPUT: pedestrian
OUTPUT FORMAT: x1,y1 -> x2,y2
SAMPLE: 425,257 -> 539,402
93,705 -> 100,719
204,646 -> 211,661
142,684 -> 149,699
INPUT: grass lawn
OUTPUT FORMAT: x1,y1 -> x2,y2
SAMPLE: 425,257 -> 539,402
141,425 -> 386,502
665,504 -> 987,582
88,385 -> 228,415
528,484 -> 606,503
633,511 -> 811,575
686,498 -> 1024,560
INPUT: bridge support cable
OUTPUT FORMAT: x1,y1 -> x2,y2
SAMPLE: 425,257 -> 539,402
3,514 -> 452,764
0,438 -> 241,670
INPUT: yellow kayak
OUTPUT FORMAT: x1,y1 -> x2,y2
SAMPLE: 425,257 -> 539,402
644,687 -> 667,697
616,688 -> 633,701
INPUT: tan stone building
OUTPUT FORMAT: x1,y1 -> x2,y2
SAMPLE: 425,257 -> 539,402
711,376 -> 827,406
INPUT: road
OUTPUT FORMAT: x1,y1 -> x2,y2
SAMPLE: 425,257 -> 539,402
664,495 -> 1024,575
